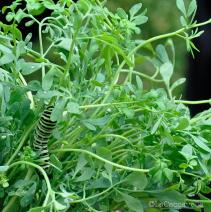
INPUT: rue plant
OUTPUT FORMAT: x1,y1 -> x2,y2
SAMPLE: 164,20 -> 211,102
0,0 -> 211,211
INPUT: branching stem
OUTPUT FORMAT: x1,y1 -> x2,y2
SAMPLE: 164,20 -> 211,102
51,148 -> 149,173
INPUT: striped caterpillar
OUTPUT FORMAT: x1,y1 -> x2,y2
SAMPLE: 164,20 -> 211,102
33,105 -> 56,169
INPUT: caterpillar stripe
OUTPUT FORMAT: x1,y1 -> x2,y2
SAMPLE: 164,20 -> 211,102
33,105 -> 56,169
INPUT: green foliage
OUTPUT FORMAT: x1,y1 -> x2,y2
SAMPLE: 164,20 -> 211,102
0,0 -> 211,211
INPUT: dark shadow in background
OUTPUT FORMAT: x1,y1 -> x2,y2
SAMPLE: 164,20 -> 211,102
186,0 -> 211,116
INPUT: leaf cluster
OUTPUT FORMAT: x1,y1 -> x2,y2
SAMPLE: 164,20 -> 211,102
0,0 -> 211,211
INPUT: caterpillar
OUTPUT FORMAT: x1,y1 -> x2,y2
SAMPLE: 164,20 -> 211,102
33,105 -> 56,170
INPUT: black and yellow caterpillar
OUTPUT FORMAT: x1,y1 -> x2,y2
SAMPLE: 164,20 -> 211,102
33,105 -> 56,169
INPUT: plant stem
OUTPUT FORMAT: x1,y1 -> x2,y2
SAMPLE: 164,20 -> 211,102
121,69 -> 163,83
79,101 -> 140,109
69,180 -> 124,204
6,122 -> 36,166
38,22 -> 45,79
51,148 -> 149,173
2,196 -> 18,212
190,18 -> 211,29
175,99 -> 211,105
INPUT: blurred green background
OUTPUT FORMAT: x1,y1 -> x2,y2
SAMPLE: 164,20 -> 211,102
107,0 -> 188,96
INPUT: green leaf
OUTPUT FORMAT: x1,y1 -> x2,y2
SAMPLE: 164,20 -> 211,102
42,71 -> 54,91
179,144 -> 193,160
54,200 -> 67,210
25,20 -> 36,27
129,3 -> 142,19
50,154 -> 62,170
27,80 -> 41,91
26,0 -> 45,16
176,0 -> 187,16
73,155 -> 88,178
170,78 -> 186,91
0,166 -> 9,172
97,147 -> 112,182
98,33 -> 132,67
87,116 -> 109,127
163,168 -> 173,182
188,0 -> 197,18
75,167 -> 94,182
56,38 -> 71,51
0,54 -> 15,66
133,15 -> 148,25
136,76 -> 143,93
0,44 -> 12,54
96,73 -> 105,83
20,183 -> 36,207
122,108 -> 135,119
180,16 -> 187,26
151,115 -> 163,134
15,9 -> 27,23
28,205 -> 50,212
117,8 -> 128,19
37,90 -> 61,99
51,98 -> 66,122
67,102 -> 80,114
81,120 -> 96,131
156,45 -> 169,63
96,147 -> 112,161
192,136 -> 211,153
42,67 -> 61,91
166,39 -> 175,63
16,41 -> 27,58
175,117 -> 189,130
6,12 -> 14,22
0,44 -> 15,65
160,62 -> 173,86
18,59 -> 42,75
125,172 -> 148,190
121,193 -> 144,212
42,0 -> 57,10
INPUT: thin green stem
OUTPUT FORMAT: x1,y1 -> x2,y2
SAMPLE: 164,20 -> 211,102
6,122 -> 36,165
152,68 -> 160,79
43,41 -> 55,57
178,171 -> 204,179
68,180 -> 124,204
190,18 -> 211,29
121,69 -> 163,83
79,101 -> 140,109
175,99 -> 211,105
38,23 -> 45,79
51,148 -> 149,173
167,84 -> 173,100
